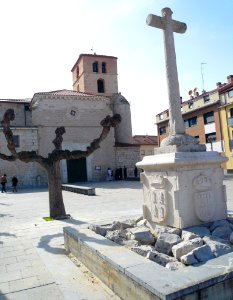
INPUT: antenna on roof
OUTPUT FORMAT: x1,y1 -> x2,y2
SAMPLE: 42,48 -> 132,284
91,47 -> 96,55
201,62 -> 207,92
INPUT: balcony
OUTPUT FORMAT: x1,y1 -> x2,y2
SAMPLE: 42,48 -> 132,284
228,117 -> 233,127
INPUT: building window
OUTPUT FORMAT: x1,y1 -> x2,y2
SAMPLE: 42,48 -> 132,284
97,79 -> 105,93
76,67 -> 79,78
13,135 -> 20,148
228,90 -> 233,98
102,62 -> 106,73
184,116 -> 197,128
93,61 -> 98,73
230,108 -> 233,118
203,111 -> 214,124
203,95 -> 210,102
141,150 -> 145,156
159,114 -> 164,120
205,132 -> 216,143
195,135 -> 200,142
159,126 -> 166,135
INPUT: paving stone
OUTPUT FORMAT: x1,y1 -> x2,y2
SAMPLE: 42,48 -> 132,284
8,276 -> 40,293
0,282 -> 10,294
0,256 -> 17,266
6,261 -> 32,272
0,270 -> 22,283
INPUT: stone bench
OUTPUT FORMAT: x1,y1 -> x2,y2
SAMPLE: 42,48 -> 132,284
61,184 -> 95,196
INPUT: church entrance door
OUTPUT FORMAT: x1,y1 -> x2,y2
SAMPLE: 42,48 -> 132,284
67,158 -> 87,183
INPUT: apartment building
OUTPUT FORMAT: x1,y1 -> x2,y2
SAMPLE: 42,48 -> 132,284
156,75 -> 233,173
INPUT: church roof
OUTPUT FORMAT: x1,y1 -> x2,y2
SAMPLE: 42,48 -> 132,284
33,89 -> 94,97
0,98 -> 31,103
133,135 -> 158,145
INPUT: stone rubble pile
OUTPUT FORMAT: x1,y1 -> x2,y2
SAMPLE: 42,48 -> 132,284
89,217 -> 233,270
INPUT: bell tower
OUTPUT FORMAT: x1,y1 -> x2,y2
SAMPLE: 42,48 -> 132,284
71,54 -> 118,97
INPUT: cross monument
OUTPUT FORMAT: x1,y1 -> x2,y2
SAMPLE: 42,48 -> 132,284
136,7 -> 227,229
147,7 -> 186,136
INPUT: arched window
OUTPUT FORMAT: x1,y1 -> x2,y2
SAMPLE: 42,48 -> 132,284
97,79 -> 104,93
93,61 -> 98,73
102,62 -> 106,73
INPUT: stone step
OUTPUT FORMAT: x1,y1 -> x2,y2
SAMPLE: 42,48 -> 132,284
61,184 -> 95,195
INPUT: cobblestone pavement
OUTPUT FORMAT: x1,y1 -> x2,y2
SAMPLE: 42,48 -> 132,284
0,178 -> 232,299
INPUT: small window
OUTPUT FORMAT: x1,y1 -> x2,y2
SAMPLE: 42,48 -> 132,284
203,95 -> 210,102
195,135 -> 200,142
184,116 -> 197,128
203,111 -> 214,124
159,114 -> 164,120
228,90 -> 233,98
76,66 -> 79,78
97,79 -> 104,93
205,133 -> 216,143
13,135 -> 20,148
102,62 -> 106,73
93,61 -> 98,73
159,126 -> 166,135
230,108 -> 233,118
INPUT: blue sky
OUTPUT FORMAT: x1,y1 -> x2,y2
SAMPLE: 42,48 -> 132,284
0,0 -> 232,135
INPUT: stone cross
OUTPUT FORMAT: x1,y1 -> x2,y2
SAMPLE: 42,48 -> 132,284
147,7 -> 186,135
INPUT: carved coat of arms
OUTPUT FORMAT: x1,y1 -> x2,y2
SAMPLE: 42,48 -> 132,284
141,173 -> 167,223
193,174 -> 215,222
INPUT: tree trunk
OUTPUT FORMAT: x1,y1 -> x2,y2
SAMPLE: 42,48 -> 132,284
47,161 -> 66,219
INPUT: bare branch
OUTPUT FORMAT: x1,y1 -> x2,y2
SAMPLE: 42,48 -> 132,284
48,114 -> 121,161
52,127 -> 66,150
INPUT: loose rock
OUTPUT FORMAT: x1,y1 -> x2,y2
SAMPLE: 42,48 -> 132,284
211,226 -> 233,240
172,238 -> 203,260
155,233 -> 181,255
131,245 -> 154,257
203,236 -> 233,257
147,250 -> 177,267
184,226 -> 210,238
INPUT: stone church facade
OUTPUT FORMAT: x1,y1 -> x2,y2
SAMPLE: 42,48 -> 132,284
0,54 -> 140,187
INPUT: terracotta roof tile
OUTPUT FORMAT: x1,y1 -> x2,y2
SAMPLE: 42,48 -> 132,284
133,135 -> 158,145
0,98 -> 31,103
34,89 -> 95,97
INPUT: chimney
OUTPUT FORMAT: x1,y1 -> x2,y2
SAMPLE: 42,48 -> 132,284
216,82 -> 222,89
227,75 -> 233,84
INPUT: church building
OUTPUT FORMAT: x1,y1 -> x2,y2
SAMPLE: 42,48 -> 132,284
0,54 -> 140,187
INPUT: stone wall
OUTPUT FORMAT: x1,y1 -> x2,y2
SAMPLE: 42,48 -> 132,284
115,146 -> 140,178
0,127 -> 47,187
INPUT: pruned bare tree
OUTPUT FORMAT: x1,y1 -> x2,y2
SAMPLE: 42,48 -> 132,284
0,109 -> 121,219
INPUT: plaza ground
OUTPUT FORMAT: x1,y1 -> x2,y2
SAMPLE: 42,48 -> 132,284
0,178 -> 232,299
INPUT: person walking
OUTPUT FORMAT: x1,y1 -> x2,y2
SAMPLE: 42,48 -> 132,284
1,174 -> 7,193
12,176 -> 18,192
123,166 -> 127,180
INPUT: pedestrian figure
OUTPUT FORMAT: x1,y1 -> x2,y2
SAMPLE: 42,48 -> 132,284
107,168 -> 113,181
1,174 -> 7,193
119,167 -> 123,180
12,176 -> 18,192
134,166 -> 138,178
123,166 -> 127,180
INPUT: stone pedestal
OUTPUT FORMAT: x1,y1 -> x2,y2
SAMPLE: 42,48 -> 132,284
137,151 -> 228,229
